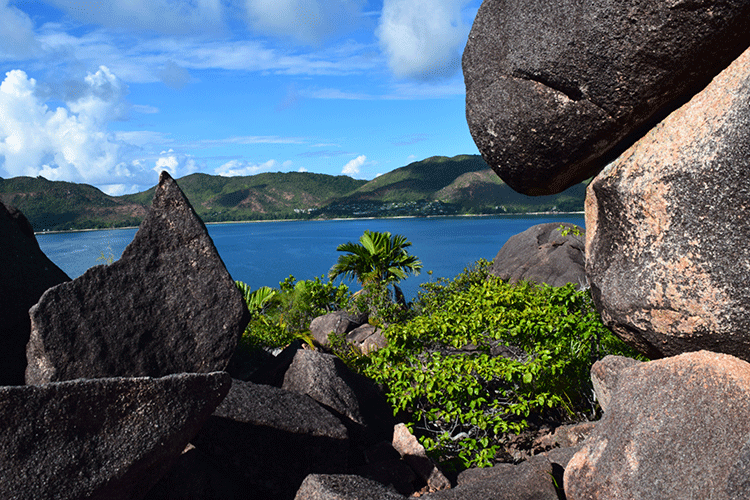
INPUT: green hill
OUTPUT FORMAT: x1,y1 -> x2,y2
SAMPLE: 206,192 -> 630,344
0,155 -> 587,232
0,177 -> 146,231
121,171 -> 367,223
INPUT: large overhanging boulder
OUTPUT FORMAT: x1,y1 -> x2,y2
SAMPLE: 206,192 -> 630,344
463,0 -> 750,195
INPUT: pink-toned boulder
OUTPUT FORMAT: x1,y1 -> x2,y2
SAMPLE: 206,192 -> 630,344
564,351 -> 750,500
586,46 -> 750,360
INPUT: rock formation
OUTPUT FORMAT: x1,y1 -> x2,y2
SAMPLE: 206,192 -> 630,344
282,350 -> 396,460
0,201 -> 69,385
309,310 -> 368,348
0,371 -> 230,500
585,45 -> 750,360
489,222 -> 586,288
565,351 -> 750,499
192,379 -> 350,499
463,0 -> 750,195
26,171 -> 250,384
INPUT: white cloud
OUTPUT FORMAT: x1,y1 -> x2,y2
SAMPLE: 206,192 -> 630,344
377,0 -> 470,80
215,159 -> 281,177
244,0 -> 367,45
0,67 -> 142,185
0,0 -> 39,60
298,166 -> 308,172
153,149 -> 201,178
42,0 -> 225,35
132,104 -> 159,114
342,155 -> 366,176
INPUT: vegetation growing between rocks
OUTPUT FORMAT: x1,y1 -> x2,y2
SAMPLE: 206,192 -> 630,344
236,275 -> 351,351
355,260 -> 642,469
236,233 -> 641,471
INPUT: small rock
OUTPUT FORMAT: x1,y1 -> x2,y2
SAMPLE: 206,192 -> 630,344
294,474 -> 405,500
392,423 -> 451,492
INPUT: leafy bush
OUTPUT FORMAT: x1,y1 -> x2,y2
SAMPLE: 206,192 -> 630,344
357,262 -> 642,470
236,275 -> 351,351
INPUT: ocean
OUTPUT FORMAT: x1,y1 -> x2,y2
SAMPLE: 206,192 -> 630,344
36,214 -> 585,301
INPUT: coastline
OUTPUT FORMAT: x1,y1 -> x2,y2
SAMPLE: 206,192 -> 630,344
35,211 -> 585,236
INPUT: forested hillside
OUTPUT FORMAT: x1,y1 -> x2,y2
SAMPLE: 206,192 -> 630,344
0,155 -> 587,231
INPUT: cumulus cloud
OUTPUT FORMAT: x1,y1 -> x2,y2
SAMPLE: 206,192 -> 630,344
377,0 -> 470,79
0,66 -> 201,193
0,67 -> 137,184
0,0 -> 40,60
153,149 -> 201,178
244,0 -> 367,45
342,155 -> 366,176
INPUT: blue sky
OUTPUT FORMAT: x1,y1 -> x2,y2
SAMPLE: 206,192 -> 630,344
0,0 -> 483,195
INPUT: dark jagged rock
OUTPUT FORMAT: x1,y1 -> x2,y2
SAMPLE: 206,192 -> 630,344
26,171 -> 249,384
294,474 -> 406,500
585,46 -> 750,360
489,222 -> 586,288
143,444 -> 242,500
282,350 -> 396,459
463,0 -> 750,195
0,201 -> 69,386
564,351 -> 750,499
0,371 -> 230,500
192,379 -> 349,500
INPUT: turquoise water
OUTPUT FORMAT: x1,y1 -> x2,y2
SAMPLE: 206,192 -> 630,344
36,214 -> 585,301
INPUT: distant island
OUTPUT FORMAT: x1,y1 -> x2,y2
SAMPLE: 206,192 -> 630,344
0,155 -> 587,232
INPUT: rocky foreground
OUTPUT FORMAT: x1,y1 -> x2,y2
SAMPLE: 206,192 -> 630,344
3,1 -> 750,498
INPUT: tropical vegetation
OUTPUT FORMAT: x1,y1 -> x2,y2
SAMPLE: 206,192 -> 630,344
235,230 -> 642,472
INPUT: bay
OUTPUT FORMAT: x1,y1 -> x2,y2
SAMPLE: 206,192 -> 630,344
36,214 -> 585,301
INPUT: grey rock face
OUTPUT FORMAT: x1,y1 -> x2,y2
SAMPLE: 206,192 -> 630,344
0,202 -> 69,386
294,474 -> 406,500
0,371 -> 230,500
585,46 -> 750,360
282,350 -> 396,451
26,171 -> 249,384
309,310 -> 367,348
564,351 -> 750,500
424,453 -> 562,500
192,379 -> 349,500
489,222 -> 586,288
463,0 -> 750,195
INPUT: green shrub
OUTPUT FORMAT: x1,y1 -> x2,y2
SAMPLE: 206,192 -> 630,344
236,275 -> 351,351
357,262 -> 642,470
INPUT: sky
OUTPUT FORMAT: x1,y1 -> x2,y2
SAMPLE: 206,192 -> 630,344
0,0 -> 483,195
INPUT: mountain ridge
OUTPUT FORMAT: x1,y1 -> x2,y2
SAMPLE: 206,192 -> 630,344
0,155 -> 586,232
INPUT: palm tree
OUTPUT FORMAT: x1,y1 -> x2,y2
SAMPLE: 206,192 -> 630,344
328,230 -> 422,301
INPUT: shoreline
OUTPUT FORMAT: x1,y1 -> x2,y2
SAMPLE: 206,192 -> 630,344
35,211 -> 585,236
